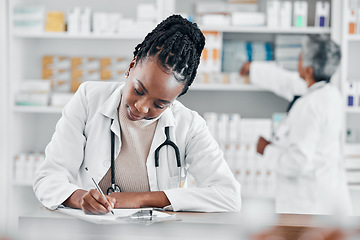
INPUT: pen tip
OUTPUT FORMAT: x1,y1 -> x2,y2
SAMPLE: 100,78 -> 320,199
111,210 -> 114,215
85,167 -> 88,171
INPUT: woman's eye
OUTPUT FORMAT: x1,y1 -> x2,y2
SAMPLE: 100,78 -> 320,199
134,88 -> 144,96
154,103 -> 165,109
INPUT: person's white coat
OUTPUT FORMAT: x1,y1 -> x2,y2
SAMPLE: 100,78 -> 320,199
34,81 -> 241,212
250,61 -> 352,215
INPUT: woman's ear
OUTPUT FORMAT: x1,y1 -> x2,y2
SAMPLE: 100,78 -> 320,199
126,58 -> 137,77
305,66 -> 314,79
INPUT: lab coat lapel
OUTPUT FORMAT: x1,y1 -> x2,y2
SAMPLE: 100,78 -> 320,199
98,83 -> 124,154
147,108 -> 177,191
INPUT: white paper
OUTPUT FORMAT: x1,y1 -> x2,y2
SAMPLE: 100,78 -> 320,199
56,207 -> 175,224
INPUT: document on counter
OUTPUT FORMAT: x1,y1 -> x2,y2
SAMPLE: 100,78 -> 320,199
55,207 -> 180,225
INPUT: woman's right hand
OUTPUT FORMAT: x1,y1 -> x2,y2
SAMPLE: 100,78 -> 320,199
81,189 -> 116,214
63,189 -> 116,214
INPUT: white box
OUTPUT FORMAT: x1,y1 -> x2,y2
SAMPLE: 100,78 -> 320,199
280,1 -> 292,28
19,80 -> 51,93
202,14 -> 231,26
51,92 -> 74,107
80,7 -> 92,34
13,6 -> 45,34
67,7 -> 80,34
267,0 -> 280,27
137,3 -> 157,22
218,114 -> 229,142
232,12 -> 265,26
196,2 -> 227,14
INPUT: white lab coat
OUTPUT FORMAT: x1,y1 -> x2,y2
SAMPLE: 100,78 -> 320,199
250,61 -> 352,215
34,81 -> 241,212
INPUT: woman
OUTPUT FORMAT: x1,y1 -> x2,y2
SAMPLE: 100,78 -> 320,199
240,35 -> 352,215
34,15 -> 241,214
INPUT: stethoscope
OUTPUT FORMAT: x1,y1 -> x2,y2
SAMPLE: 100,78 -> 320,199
107,119 -> 182,195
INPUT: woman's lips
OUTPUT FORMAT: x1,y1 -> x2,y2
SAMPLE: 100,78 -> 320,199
127,107 -> 142,121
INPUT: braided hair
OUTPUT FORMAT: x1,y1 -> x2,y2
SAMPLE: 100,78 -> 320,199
133,15 -> 205,96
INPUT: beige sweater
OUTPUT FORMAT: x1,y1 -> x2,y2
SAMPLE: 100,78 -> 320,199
99,98 -> 158,193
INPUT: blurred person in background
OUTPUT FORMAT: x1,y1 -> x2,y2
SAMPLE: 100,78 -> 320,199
240,35 -> 352,215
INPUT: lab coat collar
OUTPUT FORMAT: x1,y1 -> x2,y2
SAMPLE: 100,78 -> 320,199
305,81 -> 328,96
98,82 -> 177,128
99,83 -> 124,120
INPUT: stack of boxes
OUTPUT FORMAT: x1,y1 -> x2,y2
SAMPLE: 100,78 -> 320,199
13,4 -> 158,35
195,1 -> 330,28
14,153 -> 45,184
204,112 -> 275,198
275,35 -> 303,71
45,11 -> 65,32
41,55 -> 129,106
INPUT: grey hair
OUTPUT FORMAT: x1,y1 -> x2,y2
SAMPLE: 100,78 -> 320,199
302,34 -> 341,82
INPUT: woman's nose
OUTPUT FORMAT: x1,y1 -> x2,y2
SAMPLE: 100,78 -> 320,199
134,99 -> 150,114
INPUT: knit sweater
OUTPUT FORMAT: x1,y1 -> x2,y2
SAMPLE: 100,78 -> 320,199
99,98 -> 158,193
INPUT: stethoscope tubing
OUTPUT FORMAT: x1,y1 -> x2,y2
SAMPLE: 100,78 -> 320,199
109,121 -> 182,192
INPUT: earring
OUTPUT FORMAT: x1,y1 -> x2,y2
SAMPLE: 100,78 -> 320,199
125,70 -> 129,78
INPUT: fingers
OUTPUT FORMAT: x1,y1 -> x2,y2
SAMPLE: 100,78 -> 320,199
81,189 -> 112,214
106,195 -> 116,208
240,62 -> 251,76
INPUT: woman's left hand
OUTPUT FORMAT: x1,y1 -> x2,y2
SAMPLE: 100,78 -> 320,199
109,192 -> 143,208
110,191 -> 170,209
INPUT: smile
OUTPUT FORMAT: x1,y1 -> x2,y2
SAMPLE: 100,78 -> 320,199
127,107 -> 143,121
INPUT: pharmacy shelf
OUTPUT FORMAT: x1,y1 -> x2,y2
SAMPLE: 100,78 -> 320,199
346,107 -> 360,113
190,84 -> 266,91
13,181 -> 33,187
12,31 -> 152,40
345,143 -> 360,156
347,35 -> 360,41
13,105 -> 63,114
200,26 -> 331,34
349,185 -> 360,191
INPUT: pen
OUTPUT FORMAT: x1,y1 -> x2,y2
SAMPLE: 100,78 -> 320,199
85,167 -> 114,215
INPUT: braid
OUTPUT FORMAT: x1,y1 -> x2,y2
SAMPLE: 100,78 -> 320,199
133,15 -> 205,96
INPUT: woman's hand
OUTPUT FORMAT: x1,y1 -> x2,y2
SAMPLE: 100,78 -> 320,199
81,189 -> 116,214
110,191 -> 170,209
63,189 -> 116,214
240,62 -> 251,76
257,136 -> 271,155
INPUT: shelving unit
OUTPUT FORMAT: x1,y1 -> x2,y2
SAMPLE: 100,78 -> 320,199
341,0 -> 360,217
6,0 -> 166,231
13,31 -> 152,40
13,105 -> 63,114
190,83 -> 266,92
4,0 -> 359,232
0,0 -> 9,230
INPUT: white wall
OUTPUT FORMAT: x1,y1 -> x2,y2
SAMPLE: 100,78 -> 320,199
0,0 -> 9,234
